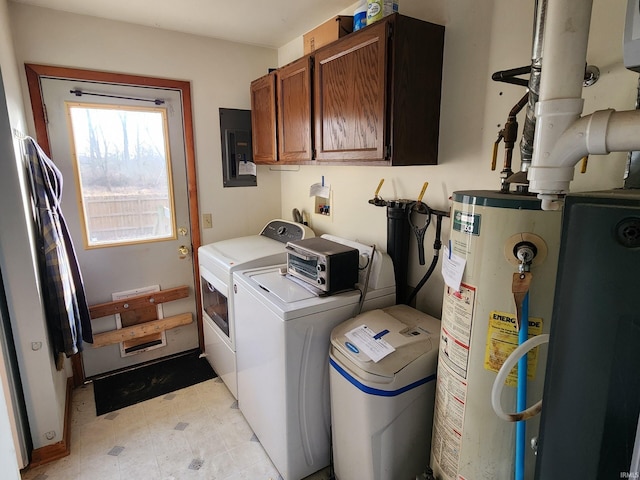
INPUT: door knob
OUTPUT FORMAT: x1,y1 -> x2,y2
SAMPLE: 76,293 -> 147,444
178,245 -> 190,257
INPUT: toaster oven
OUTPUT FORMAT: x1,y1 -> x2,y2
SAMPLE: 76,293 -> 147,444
286,237 -> 359,294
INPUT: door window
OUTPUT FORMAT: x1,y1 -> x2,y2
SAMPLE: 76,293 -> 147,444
66,102 -> 176,248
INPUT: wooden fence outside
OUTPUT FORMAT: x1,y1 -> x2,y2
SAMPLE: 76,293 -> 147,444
84,194 -> 171,243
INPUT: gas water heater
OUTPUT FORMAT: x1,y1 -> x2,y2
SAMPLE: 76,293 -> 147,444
430,190 -> 561,480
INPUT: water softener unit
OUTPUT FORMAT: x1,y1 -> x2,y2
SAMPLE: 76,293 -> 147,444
430,190 -> 561,479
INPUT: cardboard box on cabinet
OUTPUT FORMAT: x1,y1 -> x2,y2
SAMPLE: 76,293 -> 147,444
303,15 -> 354,54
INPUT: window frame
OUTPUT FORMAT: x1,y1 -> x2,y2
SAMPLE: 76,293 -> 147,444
65,101 -> 178,249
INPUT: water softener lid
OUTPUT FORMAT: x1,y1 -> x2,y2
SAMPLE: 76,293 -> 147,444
330,304 -> 441,378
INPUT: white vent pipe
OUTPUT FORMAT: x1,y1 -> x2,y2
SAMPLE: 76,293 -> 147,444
528,0 -> 640,210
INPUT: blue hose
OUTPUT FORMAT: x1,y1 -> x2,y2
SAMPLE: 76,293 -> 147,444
515,292 -> 529,480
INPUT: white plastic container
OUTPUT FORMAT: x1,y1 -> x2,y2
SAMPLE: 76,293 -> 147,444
366,0 -> 398,25
353,1 -> 367,31
329,304 -> 440,480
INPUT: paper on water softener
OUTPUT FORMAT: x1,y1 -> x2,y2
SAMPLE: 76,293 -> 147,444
345,324 -> 395,363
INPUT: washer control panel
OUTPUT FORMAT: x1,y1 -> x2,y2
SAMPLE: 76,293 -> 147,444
260,220 -> 311,243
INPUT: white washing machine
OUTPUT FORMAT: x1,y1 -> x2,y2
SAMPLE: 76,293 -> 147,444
197,219 -> 313,399
233,238 -> 395,480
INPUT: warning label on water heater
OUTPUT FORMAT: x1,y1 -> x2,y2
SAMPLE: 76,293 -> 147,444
483,310 -> 543,385
431,361 -> 465,480
432,282 -> 476,480
440,283 -> 476,379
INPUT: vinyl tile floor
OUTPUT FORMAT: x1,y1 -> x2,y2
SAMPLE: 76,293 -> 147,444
20,378 -> 332,480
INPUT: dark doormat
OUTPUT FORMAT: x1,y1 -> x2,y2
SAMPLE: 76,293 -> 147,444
93,350 -> 216,415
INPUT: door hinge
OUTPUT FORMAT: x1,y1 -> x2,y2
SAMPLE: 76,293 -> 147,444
43,104 -> 49,124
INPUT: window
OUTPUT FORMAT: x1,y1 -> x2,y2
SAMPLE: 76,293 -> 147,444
66,103 -> 176,248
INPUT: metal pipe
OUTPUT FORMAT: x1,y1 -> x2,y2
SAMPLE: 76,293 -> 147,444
519,0 -> 547,171
531,0 -> 546,62
500,93 -> 530,192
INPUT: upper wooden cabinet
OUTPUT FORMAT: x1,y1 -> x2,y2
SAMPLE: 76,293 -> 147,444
313,20 -> 387,163
250,57 -> 313,165
314,14 -> 444,165
250,14 -> 444,166
277,56 -> 313,163
250,72 -> 277,164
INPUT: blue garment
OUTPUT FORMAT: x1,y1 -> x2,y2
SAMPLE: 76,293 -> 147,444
25,138 -> 92,358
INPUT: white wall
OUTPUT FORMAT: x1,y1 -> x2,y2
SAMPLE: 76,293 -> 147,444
0,0 -> 66,458
9,2 -> 283,246
278,0 -> 636,317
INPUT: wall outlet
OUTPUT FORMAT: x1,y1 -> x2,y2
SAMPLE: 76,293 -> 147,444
203,213 -> 212,229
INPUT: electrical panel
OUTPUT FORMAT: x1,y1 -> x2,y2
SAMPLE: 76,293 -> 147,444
219,108 -> 256,187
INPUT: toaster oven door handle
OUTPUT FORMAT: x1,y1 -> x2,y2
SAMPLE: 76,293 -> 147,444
285,246 -> 316,261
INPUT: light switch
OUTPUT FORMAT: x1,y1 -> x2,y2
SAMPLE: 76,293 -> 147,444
203,213 -> 213,229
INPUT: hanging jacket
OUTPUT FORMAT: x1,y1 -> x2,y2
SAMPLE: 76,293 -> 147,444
25,137 -> 92,358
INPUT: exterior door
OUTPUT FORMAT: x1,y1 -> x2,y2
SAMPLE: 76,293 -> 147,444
26,65 -> 201,378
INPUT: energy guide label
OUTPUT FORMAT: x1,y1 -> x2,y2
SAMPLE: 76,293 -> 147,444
483,310 -> 543,385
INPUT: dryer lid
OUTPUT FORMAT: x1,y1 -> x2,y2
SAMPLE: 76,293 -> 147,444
198,236 -> 290,278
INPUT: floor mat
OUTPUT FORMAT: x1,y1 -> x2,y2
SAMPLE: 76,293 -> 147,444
92,350 -> 216,415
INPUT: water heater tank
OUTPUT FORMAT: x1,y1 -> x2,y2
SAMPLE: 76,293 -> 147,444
430,191 -> 561,479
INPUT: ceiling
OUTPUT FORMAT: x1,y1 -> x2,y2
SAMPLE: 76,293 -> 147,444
10,0 -> 358,48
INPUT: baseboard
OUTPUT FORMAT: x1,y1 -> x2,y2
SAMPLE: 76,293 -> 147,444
28,377 -> 73,468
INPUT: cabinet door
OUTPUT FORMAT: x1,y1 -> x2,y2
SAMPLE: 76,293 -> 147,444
314,20 -> 388,163
250,73 -> 277,164
277,56 -> 313,163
